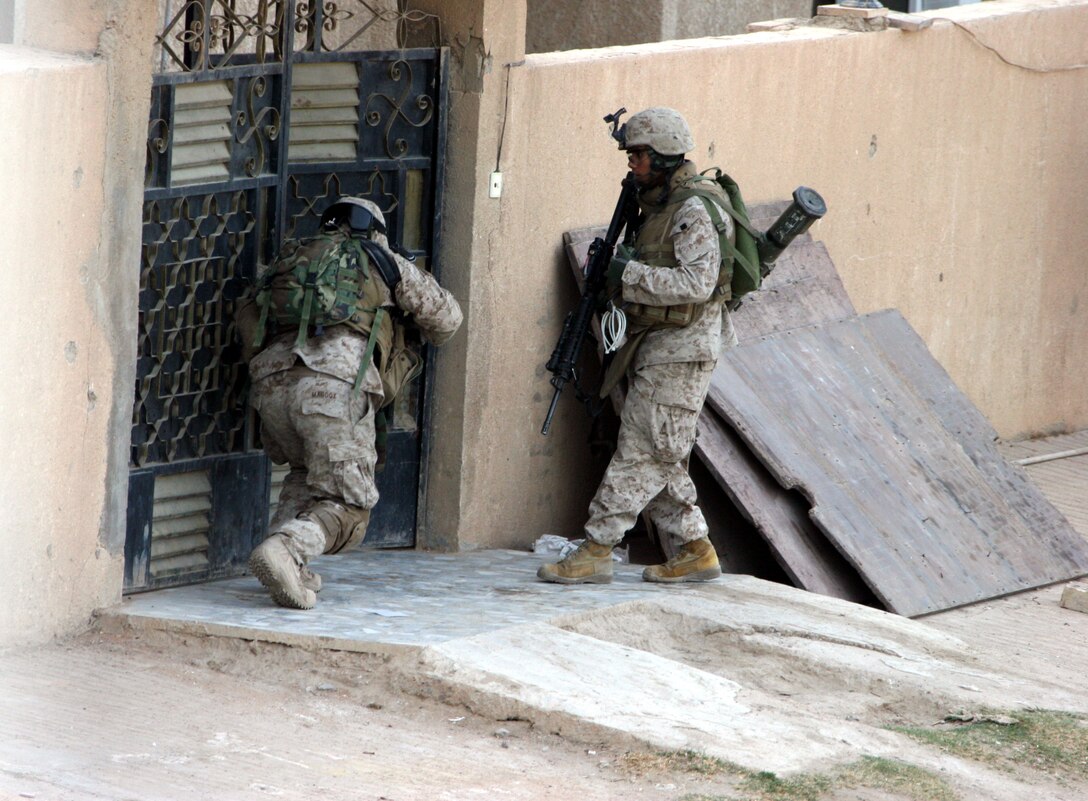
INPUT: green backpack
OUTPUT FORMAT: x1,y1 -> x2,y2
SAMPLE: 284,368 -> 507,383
252,232 -> 371,347
251,231 -> 420,405
673,169 -> 764,308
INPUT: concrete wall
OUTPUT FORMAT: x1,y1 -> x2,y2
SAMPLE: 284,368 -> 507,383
0,1 -> 153,646
526,0 -> 814,52
434,0 -> 1088,550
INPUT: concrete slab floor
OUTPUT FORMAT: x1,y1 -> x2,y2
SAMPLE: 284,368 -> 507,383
102,547 -> 1088,780
105,549 -> 712,653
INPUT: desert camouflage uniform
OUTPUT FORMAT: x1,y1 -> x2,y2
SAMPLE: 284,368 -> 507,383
236,231 -> 462,566
584,161 -> 737,550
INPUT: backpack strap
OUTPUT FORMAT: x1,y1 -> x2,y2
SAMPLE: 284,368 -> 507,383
252,283 -> 271,348
294,262 -> 321,348
696,169 -> 763,240
357,237 -> 402,292
353,306 -> 386,398
682,171 -> 765,299
672,185 -> 757,297
695,195 -> 739,295
349,238 -> 402,399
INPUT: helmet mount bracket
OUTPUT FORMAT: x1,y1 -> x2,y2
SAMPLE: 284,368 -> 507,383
604,107 -> 628,148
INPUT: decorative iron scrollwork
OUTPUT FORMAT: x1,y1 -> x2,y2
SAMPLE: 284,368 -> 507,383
293,0 -> 440,53
156,1 -> 438,72
146,118 -> 172,187
390,0 -> 442,49
284,173 -> 338,240
365,59 -> 433,158
155,0 -> 286,74
360,167 -> 399,214
236,77 -> 282,177
284,171 -> 398,241
134,191 -> 257,466
156,1 -> 207,72
210,0 -> 283,65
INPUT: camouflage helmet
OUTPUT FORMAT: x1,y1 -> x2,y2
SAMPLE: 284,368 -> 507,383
621,107 -> 694,156
320,196 -> 387,235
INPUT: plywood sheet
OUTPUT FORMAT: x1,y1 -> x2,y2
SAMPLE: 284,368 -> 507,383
729,238 -> 856,343
694,408 -> 875,605
708,310 -> 1088,616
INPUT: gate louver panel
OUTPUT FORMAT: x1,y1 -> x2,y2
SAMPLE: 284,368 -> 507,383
170,81 -> 233,186
289,63 -> 361,164
150,471 -> 212,578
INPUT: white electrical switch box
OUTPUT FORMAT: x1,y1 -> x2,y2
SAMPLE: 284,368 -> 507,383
489,171 -> 503,198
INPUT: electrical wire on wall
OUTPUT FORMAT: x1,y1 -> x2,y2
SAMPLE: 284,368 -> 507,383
495,60 -> 518,174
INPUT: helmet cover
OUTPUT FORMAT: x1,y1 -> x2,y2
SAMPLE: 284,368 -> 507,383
320,196 -> 387,235
620,107 -> 694,156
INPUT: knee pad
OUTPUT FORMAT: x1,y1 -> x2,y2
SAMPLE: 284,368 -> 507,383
299,500 -> 372,554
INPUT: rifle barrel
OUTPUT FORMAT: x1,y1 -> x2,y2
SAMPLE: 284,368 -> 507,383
541,387 -> 563,435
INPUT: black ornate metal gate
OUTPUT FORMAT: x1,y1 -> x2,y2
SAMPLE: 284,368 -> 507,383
126,1 -> 446,591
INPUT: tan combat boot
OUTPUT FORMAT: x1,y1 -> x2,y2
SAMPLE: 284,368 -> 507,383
300,566 -> 322,593
642,537 -> 722,583
537,539 -> 614,584
248,533 -> 317,609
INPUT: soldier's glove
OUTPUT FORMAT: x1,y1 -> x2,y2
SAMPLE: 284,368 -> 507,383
605,244 -> 633,293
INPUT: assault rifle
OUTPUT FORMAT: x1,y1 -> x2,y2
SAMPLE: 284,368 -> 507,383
541,110 -> 638,435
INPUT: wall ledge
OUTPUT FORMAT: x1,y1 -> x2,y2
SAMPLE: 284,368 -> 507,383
524,0 -> 1088,67
0,43 -> 95,74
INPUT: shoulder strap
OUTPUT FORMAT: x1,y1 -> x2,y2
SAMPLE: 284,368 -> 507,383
356,237 -> 402,292
253,285 -> 271,348
353,306 -> 386,398
685,170 -> 763,240
677,188 -> 759,283
294,262 -> 321,348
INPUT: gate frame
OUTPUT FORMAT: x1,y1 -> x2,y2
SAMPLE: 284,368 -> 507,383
127,2 -> 448,592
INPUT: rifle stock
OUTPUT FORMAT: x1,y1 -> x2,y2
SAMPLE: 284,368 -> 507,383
541,173 -> 637,435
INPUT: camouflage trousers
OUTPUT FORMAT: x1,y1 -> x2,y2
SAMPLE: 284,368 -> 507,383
250,365 -> 378,563
584,360 -> 715,549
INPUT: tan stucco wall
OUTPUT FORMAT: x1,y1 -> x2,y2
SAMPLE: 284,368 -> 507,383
0,47 -> 118,644
435,0 -> 1088,550
0,1 -> 152,646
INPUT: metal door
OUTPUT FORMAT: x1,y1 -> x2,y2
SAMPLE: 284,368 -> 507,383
126,1 -> 446,591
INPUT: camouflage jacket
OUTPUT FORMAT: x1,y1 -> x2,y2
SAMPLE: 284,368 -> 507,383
620,161 -> 734,370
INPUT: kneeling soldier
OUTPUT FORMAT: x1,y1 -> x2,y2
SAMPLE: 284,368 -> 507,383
235,198 -> 462,609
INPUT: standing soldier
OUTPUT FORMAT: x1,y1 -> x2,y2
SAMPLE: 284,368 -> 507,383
235,197 -> 462,609
538,107 -> 736,585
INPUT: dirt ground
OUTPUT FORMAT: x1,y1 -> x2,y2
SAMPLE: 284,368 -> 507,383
1,626 -> 746,801
2,580 -> 1087,801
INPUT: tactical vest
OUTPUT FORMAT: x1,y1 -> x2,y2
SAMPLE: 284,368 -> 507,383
624,174 -> 735,330
252,232 -> 421,406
